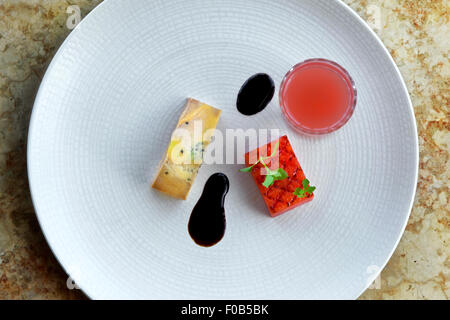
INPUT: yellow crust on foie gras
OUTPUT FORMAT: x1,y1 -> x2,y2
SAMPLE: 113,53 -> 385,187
152,98 -> 221,199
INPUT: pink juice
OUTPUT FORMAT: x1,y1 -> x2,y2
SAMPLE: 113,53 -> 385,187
280,59 -> 357,134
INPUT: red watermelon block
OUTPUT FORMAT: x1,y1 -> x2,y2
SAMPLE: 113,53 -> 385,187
244,135 -> 314,217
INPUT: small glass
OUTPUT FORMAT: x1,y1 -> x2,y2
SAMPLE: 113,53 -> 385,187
279,59 -> 357,135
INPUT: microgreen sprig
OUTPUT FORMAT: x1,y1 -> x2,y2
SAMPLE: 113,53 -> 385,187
239,141 -> 280,172
293,179 -> 316,198
240,141 -> 288,188
259,158 -> 288,188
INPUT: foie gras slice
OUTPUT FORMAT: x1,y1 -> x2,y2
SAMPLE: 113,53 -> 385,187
152,98 -> 221,199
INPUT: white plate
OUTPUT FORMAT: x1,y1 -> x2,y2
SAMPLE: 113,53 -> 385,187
28,0 -> 418,299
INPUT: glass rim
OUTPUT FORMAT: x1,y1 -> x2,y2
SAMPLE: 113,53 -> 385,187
279,58 -> 357,135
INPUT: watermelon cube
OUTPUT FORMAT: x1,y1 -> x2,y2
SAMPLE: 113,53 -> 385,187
244,135 -> 313,217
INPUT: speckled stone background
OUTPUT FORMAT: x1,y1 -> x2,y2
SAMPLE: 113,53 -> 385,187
0,0 -> 448,299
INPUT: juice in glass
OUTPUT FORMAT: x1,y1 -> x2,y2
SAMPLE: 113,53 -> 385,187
279,59 -> 357,134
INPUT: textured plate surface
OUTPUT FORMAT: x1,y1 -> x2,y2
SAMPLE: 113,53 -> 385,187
27,0 -> 418,299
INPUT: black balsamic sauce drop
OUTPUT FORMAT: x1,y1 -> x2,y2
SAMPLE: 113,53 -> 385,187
236,73 -> 275,115
188,173 -> 229,247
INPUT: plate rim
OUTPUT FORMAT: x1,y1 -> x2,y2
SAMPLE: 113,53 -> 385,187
26,0 -> 419,300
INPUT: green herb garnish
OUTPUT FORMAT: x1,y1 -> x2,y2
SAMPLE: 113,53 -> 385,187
293,179 -> 316,198
240,141 -> 288,188
261,168 -> 288,188
239,141 -> 280,173
239,163 -> 258,172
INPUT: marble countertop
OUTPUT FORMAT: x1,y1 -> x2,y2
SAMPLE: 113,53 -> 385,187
0,0 -> 448,299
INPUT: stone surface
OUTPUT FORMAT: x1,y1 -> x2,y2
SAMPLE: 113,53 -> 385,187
0,0 -> 448,299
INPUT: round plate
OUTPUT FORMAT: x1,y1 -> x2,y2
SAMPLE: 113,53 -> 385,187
28,0 -> 418,299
